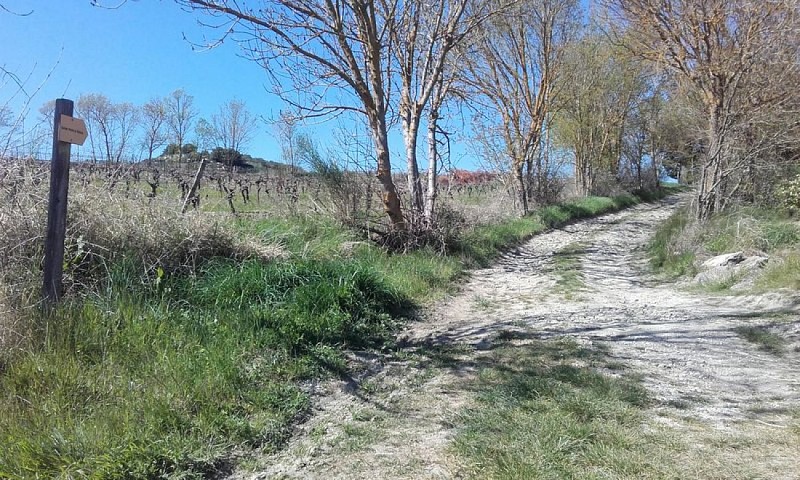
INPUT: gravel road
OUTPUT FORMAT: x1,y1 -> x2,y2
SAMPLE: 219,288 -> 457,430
239,196 -> 800,479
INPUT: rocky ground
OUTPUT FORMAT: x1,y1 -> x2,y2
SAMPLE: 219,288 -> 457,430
233,195 -> 800,479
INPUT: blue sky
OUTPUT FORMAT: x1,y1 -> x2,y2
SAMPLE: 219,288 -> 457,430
1,1 -> 308,162
2,1 -> 593,170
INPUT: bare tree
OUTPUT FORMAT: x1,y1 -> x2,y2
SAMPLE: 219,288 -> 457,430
194,117 -> 216,153
165,88 -> 197,164
464,0 -> 579,215
390,0 -> 489,223
604,0 -> 800,220
423,66 -> 459,222
77,93 -> 115,163
0,106 -> 12,157
77,94 -> 140,163
112,102 -> 139,162
23,100 -> 57,158
1,6 -> 58,158
172,0 -> 406,230
1,60 -> 60,159
141,97 -> 168,162
274,111 -> 299,175
211,99 -> 257,168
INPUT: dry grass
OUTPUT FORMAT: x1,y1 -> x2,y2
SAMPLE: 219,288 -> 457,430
0,283 -> 32,353
649,414 -> 800,479
0,158 -> 285,340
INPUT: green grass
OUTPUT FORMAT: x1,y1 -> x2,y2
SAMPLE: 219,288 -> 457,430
757,251 -> 800,291
0,259 -> 404,479
553,242 -> 587,297
700,207 -> 800,255
734,326 -> 786,355
357,247 -> 463,302
239,216 -> 358,258
648,207 -> 696,277
649,204 -> 800,290
0,187 -> 669,478
538,194 -> 638,228
452,337 -> 681,479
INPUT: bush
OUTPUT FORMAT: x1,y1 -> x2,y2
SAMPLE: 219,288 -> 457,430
210,147 -> 252,169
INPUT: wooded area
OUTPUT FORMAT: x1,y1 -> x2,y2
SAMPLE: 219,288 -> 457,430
168,0 -> 799,226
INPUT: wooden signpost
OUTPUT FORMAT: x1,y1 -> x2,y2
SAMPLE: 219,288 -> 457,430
43,99 -> 86,306
57,114 -> 88,145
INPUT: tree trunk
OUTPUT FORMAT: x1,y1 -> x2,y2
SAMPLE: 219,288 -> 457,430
514,161 -> 528,216
575,149 -> 591,197
369,114 -> 405,230
525,153 -> 535,204
650,140 -> 659,189
697,101 -> 724,221
424,111 -> 439,224
402,115 -> 424,220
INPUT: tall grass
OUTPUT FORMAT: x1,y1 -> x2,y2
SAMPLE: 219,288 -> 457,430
649,204 -> 800,288
699,207 -> 800,254
648,207 -> 696,277
0,259 -> 403,478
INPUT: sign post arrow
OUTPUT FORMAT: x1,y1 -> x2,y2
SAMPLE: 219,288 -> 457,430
57,114 -> 88,145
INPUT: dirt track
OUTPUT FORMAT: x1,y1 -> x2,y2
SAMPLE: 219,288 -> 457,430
238,196 -> 800,479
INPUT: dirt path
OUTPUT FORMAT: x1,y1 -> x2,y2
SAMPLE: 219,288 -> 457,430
237,196 -> 800,479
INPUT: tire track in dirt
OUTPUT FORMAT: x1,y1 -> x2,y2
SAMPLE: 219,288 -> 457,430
237,196 -> 800,479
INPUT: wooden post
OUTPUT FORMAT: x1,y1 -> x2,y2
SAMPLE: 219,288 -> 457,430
42,99 -> 74,305
181,158 -> 208,214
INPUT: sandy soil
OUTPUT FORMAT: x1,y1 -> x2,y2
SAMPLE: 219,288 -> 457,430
233,196 -> 800,479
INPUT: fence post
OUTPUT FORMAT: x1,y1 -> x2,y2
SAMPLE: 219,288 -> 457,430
42,99 -> 74,306
181,158 -> 208,214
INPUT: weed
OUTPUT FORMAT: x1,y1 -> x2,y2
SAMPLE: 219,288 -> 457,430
702,270 -> 748,293
734,326 -> 786,355
648,207 -> 696,277
359,379 -> 380,395
553,242 -> 587,297
339,423 -> 376,452
472,295 -> 497,311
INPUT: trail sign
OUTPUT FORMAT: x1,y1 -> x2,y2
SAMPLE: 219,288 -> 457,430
43,99 -> 77,306
57,114 -> 87,145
